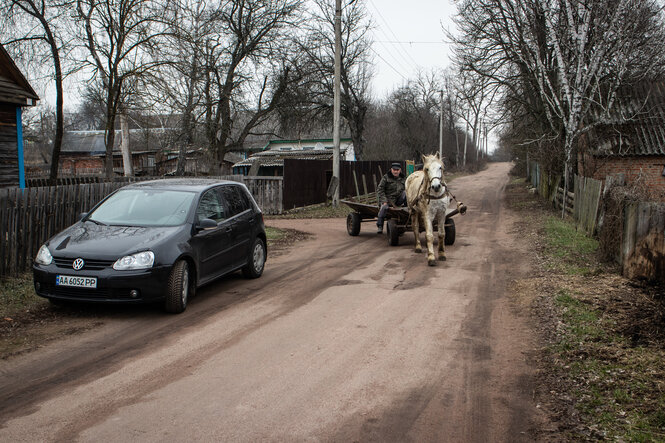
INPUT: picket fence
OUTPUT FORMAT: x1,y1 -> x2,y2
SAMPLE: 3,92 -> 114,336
0,176 -> 282,278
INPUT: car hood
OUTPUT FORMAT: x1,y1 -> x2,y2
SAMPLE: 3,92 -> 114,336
47,222 -> 185,259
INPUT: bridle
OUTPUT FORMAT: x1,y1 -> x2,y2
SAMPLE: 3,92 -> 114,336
412,162 -> 448,205
423,164 -> 446,203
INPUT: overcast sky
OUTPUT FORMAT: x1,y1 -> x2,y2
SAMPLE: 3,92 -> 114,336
365,0 -> 458,99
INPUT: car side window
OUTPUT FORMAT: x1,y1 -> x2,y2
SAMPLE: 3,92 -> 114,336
196,189 -> 226,223
220,186 -> 247,217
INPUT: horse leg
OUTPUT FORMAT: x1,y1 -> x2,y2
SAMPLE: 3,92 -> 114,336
425,215 -> 436,266
412,211 -> 422,253
438,212 -> 446,261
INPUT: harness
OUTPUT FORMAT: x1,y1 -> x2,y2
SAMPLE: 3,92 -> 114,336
413,171 -> 463,211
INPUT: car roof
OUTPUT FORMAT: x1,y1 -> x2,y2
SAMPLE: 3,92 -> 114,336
121,178 -> 241,193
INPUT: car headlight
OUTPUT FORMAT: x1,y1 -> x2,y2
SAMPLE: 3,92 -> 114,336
35,244 -> 53,265
113,251 -> 155,270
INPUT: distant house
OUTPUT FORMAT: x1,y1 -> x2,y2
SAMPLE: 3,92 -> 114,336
0,43 -> 39,188
579,82 -> 665,201
57,129 -> 166,176
233,138 -> 355,176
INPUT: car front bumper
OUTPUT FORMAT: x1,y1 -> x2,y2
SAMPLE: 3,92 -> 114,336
33,264 -> 172,303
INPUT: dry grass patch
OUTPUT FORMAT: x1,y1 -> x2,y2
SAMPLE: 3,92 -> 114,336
506,176 -> 665,442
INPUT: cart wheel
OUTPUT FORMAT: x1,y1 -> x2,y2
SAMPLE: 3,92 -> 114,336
347,212 -> 361,236
444,218 -> 456,245
387,219 -> 399,246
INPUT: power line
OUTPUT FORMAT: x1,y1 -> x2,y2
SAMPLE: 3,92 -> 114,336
368,46 -> 409,81
372,39 -> 412,76
375,40 -> 447,45
367,0 -> 420,68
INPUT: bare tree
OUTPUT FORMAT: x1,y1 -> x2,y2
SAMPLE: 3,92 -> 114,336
1,0 -> 74,183
195,0 -> 303,173
291,0 -> 374,159
145,0 -> 214,175
452,0 -> 665,213
76,0 -> 167,178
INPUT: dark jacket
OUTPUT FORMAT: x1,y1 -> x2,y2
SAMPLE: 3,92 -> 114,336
377,172 -> 405,205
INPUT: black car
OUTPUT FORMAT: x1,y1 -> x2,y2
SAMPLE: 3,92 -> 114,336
33,179 -> 267,313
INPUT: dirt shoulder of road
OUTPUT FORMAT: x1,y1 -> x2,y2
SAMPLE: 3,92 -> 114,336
505,174 -> 665,441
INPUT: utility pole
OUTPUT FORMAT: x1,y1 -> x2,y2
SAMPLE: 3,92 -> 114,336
439,90 -> 443,159
332,0 -> 342,207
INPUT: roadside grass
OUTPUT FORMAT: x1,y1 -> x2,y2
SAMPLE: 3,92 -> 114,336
505,176 -> 665,442
543,217 -> 600,275
265,226 -> 286,241
0,273 -> 46,321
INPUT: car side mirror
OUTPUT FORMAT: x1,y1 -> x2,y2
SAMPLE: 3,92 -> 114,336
78,212 -> 88,221
196,218 -> 218,232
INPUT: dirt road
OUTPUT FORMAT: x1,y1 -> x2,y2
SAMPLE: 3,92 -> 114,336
0,162 -> 545,441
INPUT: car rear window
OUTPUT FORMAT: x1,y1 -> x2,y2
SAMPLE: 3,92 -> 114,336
88,189 -> 196,227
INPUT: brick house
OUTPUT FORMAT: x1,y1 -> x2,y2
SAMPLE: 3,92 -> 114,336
579,82 -> 665,200
57,129 -> 161,176
0,43 -> 39,188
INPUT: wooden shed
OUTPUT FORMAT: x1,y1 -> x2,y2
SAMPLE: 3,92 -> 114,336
0,43 -> 39,188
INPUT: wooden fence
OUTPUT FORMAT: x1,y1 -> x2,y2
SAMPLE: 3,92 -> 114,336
0,175 -> 282,278
528,162 -> 664,283
528,162 -> 602,235
621,202 -> 665,283
243,176 -> 282,215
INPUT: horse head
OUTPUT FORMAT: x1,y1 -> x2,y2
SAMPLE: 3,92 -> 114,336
422,153 -> 445,195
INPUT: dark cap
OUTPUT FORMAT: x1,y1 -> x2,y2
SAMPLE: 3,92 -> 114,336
391,162 -> 401,169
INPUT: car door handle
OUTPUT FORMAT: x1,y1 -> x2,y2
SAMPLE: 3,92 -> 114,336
225,227 -> 233,232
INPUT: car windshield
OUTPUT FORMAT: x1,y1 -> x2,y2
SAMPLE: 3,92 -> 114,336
87,189 -> 196,227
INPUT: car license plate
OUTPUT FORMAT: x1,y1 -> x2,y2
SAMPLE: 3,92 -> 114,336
56,275 -> 97,289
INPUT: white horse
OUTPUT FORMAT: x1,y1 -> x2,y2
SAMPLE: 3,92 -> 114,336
405,153 -> 452,266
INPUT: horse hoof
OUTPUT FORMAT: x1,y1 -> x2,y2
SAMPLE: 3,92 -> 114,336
428,259 -> 437,266
415,247 -> 422,253
439,255 -> 447,261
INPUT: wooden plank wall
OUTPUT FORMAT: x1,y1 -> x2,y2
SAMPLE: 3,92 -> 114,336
0,175 -> 283,278
243,176 -> 283,215
0,103 -> 18,188
574,174 -> 603,235
282,159 -> 394,209
622,202 -> 665,283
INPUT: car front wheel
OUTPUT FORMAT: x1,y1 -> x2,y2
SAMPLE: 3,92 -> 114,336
242,237 -> 266,279
165,260 -> 189,314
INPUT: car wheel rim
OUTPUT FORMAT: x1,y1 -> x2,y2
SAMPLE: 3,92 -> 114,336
181,267 -> 189,306
253,243 -> 265,272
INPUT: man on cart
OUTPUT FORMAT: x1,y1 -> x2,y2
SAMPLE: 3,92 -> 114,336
376,162 -> 407,233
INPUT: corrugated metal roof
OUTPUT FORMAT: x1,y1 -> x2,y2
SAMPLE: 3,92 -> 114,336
588,82 -> 665,157
233,147 -> 347,168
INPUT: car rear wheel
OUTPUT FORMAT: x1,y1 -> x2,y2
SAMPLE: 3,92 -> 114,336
242,237 -> 266,279
165,260 -> 189,314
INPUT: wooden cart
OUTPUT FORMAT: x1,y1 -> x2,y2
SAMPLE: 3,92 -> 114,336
341,197 -> 466,246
